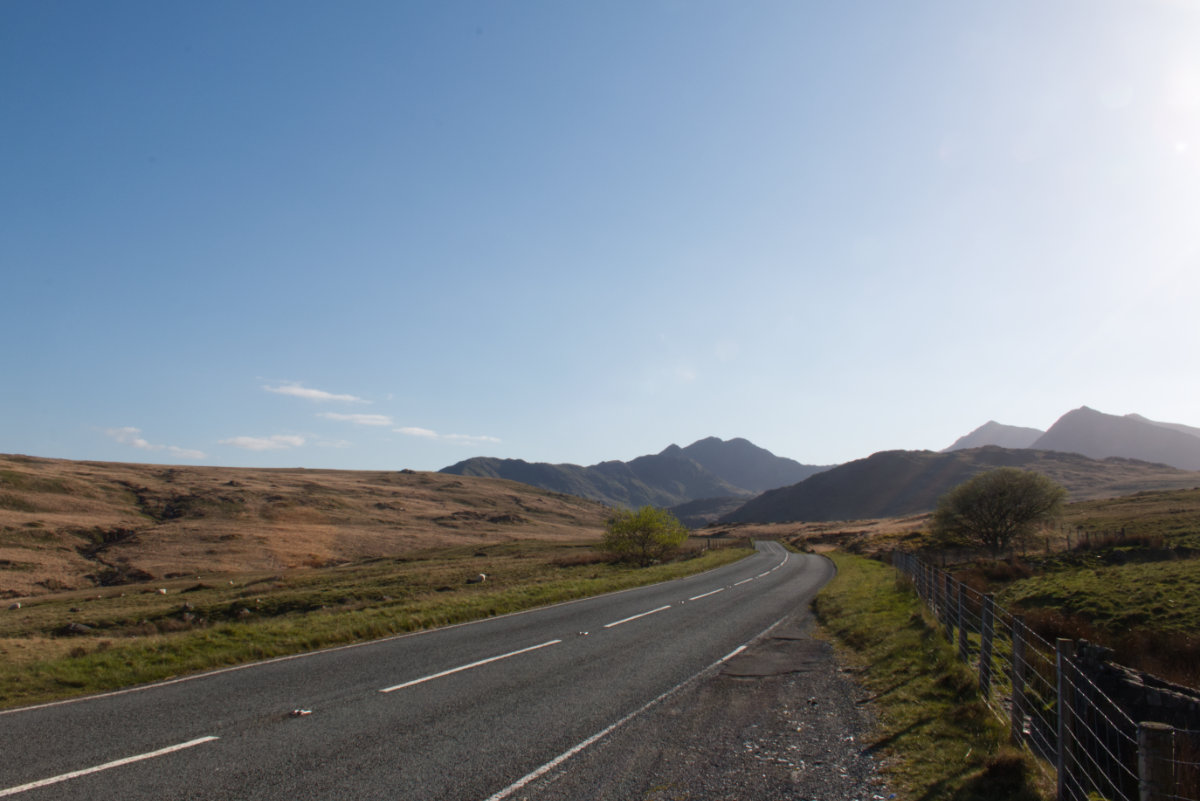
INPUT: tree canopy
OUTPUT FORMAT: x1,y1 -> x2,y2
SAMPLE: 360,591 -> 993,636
930,467 -> 1067,556
602,506 -> 689,566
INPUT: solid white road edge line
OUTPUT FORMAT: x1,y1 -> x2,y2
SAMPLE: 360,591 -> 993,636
602,604 -> 672,629
720,644 -> 748,662
379,640 -> 562,693
687,588 -> 724,601
482,643 -> 749,801
0,736 -> 219,798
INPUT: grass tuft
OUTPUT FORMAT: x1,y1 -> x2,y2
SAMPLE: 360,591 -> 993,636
814,553 -> 1050,801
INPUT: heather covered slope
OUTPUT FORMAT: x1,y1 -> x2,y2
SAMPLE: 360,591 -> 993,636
0,454 -> 608,598
722,446 -> 1200,523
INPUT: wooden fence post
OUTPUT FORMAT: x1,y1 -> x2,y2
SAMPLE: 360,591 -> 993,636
1138,722 -> 1175,801
979,594 -> 996,699
1057,638 -> 1077,801
1010,615 -> 1027,746
957,583 -> 969,663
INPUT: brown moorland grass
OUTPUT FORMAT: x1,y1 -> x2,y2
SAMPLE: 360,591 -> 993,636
0,453 -> 613,598
711,515 -> 933,556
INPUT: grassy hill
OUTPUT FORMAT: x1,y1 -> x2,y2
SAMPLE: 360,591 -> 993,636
0,453 -> 610,598
722,446 -> 1200,524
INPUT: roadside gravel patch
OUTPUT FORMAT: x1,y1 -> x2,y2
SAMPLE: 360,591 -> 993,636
519,612 -> 892,801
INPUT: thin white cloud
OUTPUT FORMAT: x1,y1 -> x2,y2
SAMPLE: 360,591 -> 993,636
105,427 -> 206,460
319,412 -> 394,426
396,426 -> 439,439
263,383 -> 366,403
220,435 -> 306,451
395,427 -> 501,446
108,426 -> 153,450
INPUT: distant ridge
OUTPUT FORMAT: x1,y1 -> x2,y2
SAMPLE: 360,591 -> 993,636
1032,407 -> 1200,471
721,446 -> 1200,524
1124,414 -> 1200,441
672,436 -> 826,491
440,438 -> 829,511
943,421 -> 1043,452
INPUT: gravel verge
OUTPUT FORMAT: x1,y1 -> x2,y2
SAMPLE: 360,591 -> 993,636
516,610 -> 893,801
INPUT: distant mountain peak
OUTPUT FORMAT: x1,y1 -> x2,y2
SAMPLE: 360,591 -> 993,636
442,437 -> 830,511
1032,407 -> 1200,470
943,421 -> 1043,452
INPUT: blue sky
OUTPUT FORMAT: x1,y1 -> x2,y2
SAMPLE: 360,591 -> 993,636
3,1 -> 1199,471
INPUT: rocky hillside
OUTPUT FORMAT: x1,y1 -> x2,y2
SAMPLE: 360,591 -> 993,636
441,437 -> 827,509
721,446 -> 1200,524
668,437 -> 828,491
0,454 -> 609,598
1032,407 -> 1200,470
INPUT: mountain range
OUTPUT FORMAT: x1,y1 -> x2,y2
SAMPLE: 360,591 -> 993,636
440,437 -> 828,511
442,406 -> 1200,526
720,446 -> 1200,524
946,406 -> 1200,471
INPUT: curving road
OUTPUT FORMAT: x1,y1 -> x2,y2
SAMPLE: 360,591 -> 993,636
0,542 -> 834,800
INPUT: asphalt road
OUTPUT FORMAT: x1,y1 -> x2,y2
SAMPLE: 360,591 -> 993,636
0,542 -> 835,800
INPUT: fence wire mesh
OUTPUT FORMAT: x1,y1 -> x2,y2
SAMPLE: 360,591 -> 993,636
891,552 -> 1199,801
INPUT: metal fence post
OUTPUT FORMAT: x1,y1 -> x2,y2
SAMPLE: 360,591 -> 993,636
1057,638 -> 1077,801
1138,722 -> 1175,801
979,594 -> 996,699
956,583 -> 969,663
942,573 -> 955,642
1010,615 -> 1027,746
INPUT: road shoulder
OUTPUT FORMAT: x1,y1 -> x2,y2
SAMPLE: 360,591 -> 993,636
521,611 -> 891,800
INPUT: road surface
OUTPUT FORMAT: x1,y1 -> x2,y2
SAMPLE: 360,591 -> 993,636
0,541 -> 835,800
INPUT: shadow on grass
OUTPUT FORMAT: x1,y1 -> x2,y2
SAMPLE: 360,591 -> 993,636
861,716 -> 932,756
945,753 -> 1041,801
856,673 -> 920,706
930,751 -> 1043,801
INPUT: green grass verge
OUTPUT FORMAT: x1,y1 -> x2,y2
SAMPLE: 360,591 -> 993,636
0,541 -> 751,709
814,553 -> 1050,801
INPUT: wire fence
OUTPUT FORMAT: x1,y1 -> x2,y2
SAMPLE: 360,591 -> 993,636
892,551 -> 1200,801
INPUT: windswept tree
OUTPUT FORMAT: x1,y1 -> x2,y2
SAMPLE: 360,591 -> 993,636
602,506 -> 689,566
931,468 -> 1067,557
